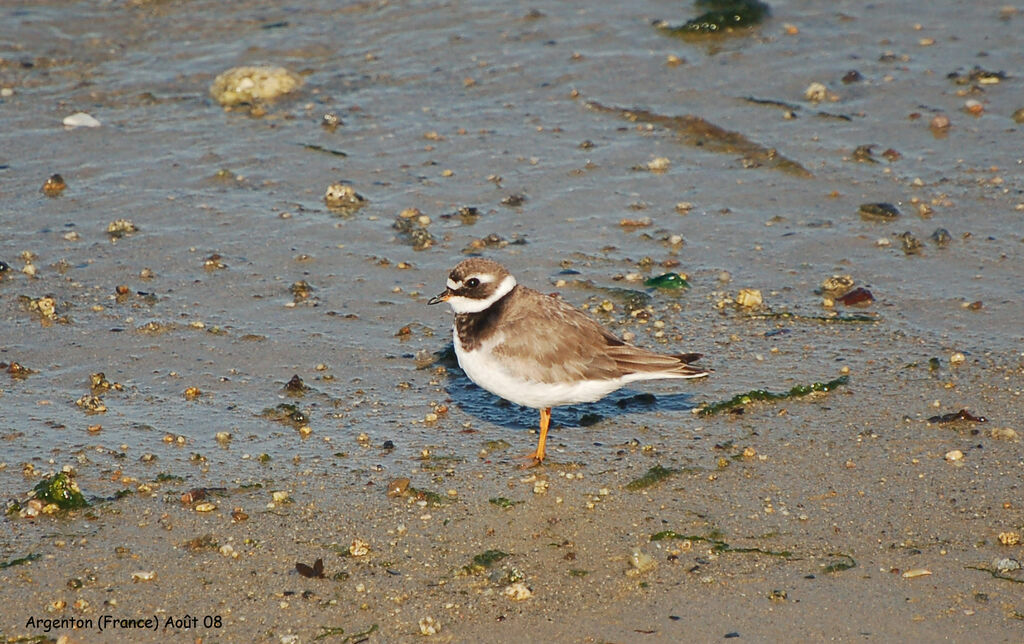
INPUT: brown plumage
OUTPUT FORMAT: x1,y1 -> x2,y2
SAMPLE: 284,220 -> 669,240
429,257 -> 709,463
463,280 -> 705,383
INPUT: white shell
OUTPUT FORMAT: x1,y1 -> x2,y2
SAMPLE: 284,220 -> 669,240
63,112 -> 101,128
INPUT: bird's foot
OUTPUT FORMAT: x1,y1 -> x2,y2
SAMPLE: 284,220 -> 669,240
518,450 -> 546,469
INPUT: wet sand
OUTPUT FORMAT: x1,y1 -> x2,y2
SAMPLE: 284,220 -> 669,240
2,1 -> 1023,641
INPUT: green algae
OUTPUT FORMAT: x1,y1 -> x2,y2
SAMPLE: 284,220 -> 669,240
656,0 -> 771,37
260,402 -> 309,427
489,497 -> 520,508
1,553 -> 42,569
32,472 -> 89,510
408,486 -> 445,506
464,549 -> 510,574
644,272 -> 690,290
698,375 -> 848,416
625,464 -> 680,490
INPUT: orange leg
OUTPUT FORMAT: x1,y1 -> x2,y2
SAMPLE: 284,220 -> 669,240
527,407 -> 551,464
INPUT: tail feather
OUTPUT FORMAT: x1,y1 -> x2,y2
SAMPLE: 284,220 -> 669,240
674,352 -> 703,364
608,346 -> 711,379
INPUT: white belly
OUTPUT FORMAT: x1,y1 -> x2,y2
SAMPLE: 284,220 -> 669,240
453,329 -> 628,409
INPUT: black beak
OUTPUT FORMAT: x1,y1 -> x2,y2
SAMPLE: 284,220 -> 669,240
427,289 -> 451,305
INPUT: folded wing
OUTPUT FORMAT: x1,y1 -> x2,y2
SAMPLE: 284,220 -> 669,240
491,287 -> 708,383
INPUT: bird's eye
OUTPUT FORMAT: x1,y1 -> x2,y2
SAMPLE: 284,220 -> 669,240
465,278 -> 480,288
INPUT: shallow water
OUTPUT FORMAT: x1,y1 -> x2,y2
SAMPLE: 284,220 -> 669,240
2,0 -> 1023,640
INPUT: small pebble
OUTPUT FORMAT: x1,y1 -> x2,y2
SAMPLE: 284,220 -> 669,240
944,450 -> 964,462
349,538 -> 370,557
994,558 -> 1021,573
107,219 -> 138,238
63,112 -> 101,128
181,488 -> 206,504
990,427 -> 1018,441
42,174 -> 67,196
646,157 -> 671,172
736,288 -> 763,308
998,532 -> 1021,546
209,66 -> 301,107
838,287 -> 874,307
821,275 -> 855,296
964,99 -> 984,116
930,114 -> 951,131
503,582 -> 533,601
930,228 -> 952,247
387,478 -> 411,497
859,202 -> 900,221
842,70 -> 863,84
628,549 -> 656,575
324,183 -> 366,211
899,231 -> 923,255
418,616 -> 440,636
804,82 -> 828,102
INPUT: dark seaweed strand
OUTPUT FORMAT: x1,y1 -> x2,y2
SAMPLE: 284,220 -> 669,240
0,553 -> 42,569
742,311 -> 878,323
313,623 -> 379,642
822,553 -> 857,573
966,565 -> 1024,584
649,531 -> 792,558
698,375 -> 849,416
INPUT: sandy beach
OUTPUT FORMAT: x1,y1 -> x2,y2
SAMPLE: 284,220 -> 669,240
2,1 -> 1023,641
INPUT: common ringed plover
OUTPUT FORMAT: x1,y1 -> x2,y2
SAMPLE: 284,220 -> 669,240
428,257 -> 709,464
